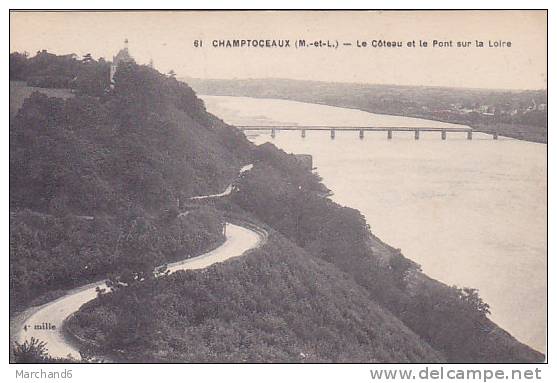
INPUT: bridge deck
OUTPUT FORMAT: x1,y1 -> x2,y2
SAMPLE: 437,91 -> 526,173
237,125 -> 473,132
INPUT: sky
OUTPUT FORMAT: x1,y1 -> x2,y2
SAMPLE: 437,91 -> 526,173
10,11 -> 547,90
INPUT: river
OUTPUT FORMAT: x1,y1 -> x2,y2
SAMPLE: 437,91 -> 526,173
201,95 -> 547,353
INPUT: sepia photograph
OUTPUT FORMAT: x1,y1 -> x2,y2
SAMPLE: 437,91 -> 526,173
7,8 -> 548,372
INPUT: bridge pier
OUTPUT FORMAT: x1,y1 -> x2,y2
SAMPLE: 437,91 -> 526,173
238,126 -> 486,142
493,132 -> 498,140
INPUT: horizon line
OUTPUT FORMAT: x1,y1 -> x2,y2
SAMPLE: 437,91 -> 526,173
180,75 -> 548,93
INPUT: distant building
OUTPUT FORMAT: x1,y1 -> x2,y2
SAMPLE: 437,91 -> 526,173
110,39 -> 135,86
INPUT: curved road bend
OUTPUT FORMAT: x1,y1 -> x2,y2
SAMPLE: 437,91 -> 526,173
190,164 -> 253,200
16,164 -> 259,360
16,223 -> 263,360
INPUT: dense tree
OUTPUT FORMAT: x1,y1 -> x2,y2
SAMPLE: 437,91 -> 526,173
69,237 -> 445,363
228,143 -> 543,362
458,287 -> 491,315
9,52 -> 28,80
10,52 -> 544,364
9,61 -> 244,309
9,50 -> 110,95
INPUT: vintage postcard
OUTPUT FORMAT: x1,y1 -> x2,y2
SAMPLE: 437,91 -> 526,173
8,9 -> 547,373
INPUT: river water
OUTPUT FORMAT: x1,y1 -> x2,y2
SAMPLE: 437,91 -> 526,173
201,95 -> 547,353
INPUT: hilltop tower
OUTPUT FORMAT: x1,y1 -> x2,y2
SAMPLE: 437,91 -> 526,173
110,38 -> 135,87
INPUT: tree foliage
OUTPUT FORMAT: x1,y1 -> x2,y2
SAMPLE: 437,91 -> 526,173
69,237 -> 445,363
10,51 -> 544,364
9,59 -> 245,310
12,338 -> 50,363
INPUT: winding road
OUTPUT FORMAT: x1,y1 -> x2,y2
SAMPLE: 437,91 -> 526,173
14,165 -> 263,360
190,164 -> 253,200
16,223 -> 263,360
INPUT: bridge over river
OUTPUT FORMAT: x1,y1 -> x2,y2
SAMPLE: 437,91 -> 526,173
237,125 -> 499,140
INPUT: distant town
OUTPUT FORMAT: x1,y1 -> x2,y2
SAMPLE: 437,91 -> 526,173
417,97 -> 546,122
